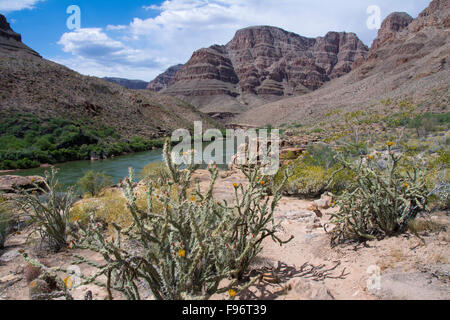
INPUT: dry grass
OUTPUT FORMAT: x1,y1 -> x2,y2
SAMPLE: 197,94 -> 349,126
408,218 -> 446,235
379,248 -> 409,271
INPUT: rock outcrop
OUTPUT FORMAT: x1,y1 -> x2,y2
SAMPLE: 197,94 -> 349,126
147,64 -> 183,92
370,12 -> 414,52
0,14 -> 40,57
0,175 -> 44,194
158,26 -> 368,113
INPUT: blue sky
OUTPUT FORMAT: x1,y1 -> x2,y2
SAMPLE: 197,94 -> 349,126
0,0 -> 432,81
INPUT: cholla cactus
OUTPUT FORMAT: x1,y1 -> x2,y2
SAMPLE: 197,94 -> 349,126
72,139 -> 292,300
330,144 -> 429,244
21,253 -> 73,300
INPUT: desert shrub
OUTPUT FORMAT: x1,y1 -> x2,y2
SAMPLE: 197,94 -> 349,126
281,164 -> 328,197
275,143 -> 354,197
139,161 -> 170,186
16,168 -> 74,251
312,128 -> 323,133
69,140 -> 292,300
329,144 -> 430,244
303,143 -> 337,169
407,218 -> 446,235
0,198 -> 12,249
77,171 -> 113,197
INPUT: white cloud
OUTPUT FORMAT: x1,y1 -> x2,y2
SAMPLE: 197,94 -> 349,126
59,28 -> 125,57
57,28 -> 163,80
54,0 -> 432,81
0,0 -> 44,12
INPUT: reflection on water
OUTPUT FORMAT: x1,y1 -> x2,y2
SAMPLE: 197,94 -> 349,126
0,141 -> 237,187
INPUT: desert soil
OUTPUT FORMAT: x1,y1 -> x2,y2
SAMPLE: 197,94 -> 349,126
0,169 -> 449,300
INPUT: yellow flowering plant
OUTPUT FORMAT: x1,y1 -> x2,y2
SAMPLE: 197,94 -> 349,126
330,148 -> 429,244
70,140 -> 293,300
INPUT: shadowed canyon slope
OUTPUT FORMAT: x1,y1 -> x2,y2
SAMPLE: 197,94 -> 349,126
103,77 -> 148,90
0,15 -> 216,139
147,64 -> 184,92
235,0 -> 450,126
149,26 -> 369,116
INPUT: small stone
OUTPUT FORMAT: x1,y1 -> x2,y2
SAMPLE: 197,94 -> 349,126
0,250 -> 21,263
0,274 -> 21,285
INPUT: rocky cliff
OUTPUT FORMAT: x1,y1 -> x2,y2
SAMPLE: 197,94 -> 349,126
235,0 -> 449,127
157,26 -> 368,114
0,14 -> 40,57
147,64 -> 183,92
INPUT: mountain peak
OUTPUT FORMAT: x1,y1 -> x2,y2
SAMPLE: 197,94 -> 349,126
0,14 -> 40,57
371,12 -> 413,51
158,25 -> 368,115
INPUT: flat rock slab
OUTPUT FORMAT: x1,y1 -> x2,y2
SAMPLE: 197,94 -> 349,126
374,268 -> 450,300
0,274 -> 21,285
0,250 -> 20,263
0,175 -> 44,194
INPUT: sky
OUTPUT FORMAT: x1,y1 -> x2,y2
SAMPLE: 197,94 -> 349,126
0,0 -> 432,81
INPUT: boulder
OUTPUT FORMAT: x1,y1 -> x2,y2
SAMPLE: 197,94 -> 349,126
314,193 -> 333,210
0,175 -> 45,194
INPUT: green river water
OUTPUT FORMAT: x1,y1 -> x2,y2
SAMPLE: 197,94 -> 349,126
0,142 -> 236,188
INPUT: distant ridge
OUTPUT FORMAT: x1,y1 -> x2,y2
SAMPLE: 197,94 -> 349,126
0,14 -> 217,140
103,77 -> 148,90
147,64 -> 184,92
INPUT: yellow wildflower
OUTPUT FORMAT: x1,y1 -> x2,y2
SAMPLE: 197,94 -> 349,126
228,289 -> 237,298
387,141 -> 394,147
404,182 -> 409,188
64,276 -> 73,289
233,183 -> 238,188
178,249 -> 186,258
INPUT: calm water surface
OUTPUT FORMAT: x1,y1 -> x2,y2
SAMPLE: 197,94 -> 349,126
0,142 -> 236,187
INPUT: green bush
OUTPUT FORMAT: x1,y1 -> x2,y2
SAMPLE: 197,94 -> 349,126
0,113 -> 165,169
275,143 -> 354,197
139,161 -> 170,186
77,171 -> 113,197
329,145 -> 429,244
70,140 -> 293,300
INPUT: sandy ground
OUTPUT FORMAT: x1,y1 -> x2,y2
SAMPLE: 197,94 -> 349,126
0,169 -> 449,300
